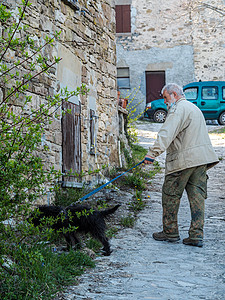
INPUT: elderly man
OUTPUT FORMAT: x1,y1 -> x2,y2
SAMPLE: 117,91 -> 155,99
144,83 -> 219,247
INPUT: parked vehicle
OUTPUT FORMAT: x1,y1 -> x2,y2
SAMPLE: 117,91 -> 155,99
145,99 -> 167,123
145,81 -> 225,125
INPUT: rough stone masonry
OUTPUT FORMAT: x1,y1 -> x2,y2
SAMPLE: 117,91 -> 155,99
1,0 -> 123,193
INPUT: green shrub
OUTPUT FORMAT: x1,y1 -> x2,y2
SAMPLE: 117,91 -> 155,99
131,143 -> 148,162
0,2 -> 89,298
123,173 -> 147,191
120,215 -> 135,228
122,87 -> 144,144
0,245 -> 94,300
54,186 -> 87,207
85,237 -> 102,253
129,198 -> 146,212
106,227 -> 119,238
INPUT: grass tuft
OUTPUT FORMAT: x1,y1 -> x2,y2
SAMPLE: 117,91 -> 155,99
0,245 -> 94,300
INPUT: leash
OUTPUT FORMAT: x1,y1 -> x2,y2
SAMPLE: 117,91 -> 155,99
75,157 -> 154,203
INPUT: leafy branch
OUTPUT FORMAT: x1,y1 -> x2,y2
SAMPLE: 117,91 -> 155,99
0,0 -> 31,61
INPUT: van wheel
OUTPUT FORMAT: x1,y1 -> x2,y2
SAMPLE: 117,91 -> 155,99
153,110 -> 167,123
218,112 -> 225,125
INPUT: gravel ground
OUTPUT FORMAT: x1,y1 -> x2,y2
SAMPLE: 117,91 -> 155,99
55,120 -> 225,300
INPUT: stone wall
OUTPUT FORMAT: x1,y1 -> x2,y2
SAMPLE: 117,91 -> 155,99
1,0 -> 124,190
116,0 -> 225,116
190,0 -> 225,81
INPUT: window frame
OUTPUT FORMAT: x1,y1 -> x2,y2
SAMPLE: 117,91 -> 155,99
115,5 -> 131,34
184,87 -> 198,100
222,87 -> 225,100
201,86 -> 218,100
117,67 -> 130,89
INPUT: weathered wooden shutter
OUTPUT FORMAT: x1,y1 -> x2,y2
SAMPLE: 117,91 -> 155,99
116,5 -> 122,33
122,5 -> 131,33
61,101 -> 82,187
116,5 -> 131,33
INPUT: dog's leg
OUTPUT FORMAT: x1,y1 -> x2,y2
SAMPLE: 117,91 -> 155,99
93,233 -> 111,256
89,219 -> 112,256
100,236 -> 111,256
63,232 -> 74,251
70,231 -> 81,250
64,231 -> 82,251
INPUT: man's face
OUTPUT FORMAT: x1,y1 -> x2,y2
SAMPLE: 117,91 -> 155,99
163,90 -> 176,109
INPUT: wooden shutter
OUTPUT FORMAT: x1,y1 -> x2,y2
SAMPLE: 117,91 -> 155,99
62,101 -> 82,187
116,5 -> 122,33
122,5 -> 131,33
116,5 -> 131,33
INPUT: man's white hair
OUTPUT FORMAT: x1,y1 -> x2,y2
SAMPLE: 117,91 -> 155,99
161,83 -> 184,97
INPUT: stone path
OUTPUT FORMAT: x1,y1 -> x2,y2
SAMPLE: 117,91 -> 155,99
56,120 -> 225,300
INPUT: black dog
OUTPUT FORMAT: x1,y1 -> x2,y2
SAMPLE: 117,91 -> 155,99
29,204 -> 120,256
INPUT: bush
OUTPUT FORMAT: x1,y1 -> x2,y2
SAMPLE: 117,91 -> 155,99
0,2 -> 88,298
120,214 -> 135,228
54,186 -> 87,207
0,245 -> 94,300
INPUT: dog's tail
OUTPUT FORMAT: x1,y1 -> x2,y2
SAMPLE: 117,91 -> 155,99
100,204 -> 120,217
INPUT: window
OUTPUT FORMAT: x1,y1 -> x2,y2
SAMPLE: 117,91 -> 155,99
202,87 -> 218,100
115,5 -> 131,33
222,87 -> 225,99
117,67 -> 130,89
184,87 -> 198,100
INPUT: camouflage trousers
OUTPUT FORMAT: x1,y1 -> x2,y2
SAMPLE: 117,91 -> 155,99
162,165 -> 207,240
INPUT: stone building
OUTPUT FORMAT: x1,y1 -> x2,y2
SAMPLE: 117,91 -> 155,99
115,0 -> 225,116
0,0 -> 128,190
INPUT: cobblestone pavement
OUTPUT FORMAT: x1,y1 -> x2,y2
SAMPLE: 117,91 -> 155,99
56,120 -> 225,300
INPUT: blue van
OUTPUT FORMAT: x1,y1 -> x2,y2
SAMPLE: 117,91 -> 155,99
145,81 -> 225,125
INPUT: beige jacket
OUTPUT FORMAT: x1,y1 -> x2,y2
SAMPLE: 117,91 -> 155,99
148,98 -> 219,175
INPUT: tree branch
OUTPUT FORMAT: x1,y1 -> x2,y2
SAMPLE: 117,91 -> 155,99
0,36 -> 55,79
0,0 -> 30,62
0,58 -> 62,107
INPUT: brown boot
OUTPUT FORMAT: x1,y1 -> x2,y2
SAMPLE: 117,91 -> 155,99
152,231 -> 180,242
183,237 -> 203,247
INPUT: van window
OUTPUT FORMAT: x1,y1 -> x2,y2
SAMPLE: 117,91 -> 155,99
202,86 -> 218,100
223,87 -> 225,99
184,87 -> 198,100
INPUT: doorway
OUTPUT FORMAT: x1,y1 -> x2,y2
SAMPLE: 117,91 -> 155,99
145,71 -> 165,104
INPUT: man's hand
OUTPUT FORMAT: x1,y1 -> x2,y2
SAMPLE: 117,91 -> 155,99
144,155 -> 154,164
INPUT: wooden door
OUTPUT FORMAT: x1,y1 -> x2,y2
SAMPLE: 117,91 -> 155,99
61,101 -> 82,187
146,71 -> 165,104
